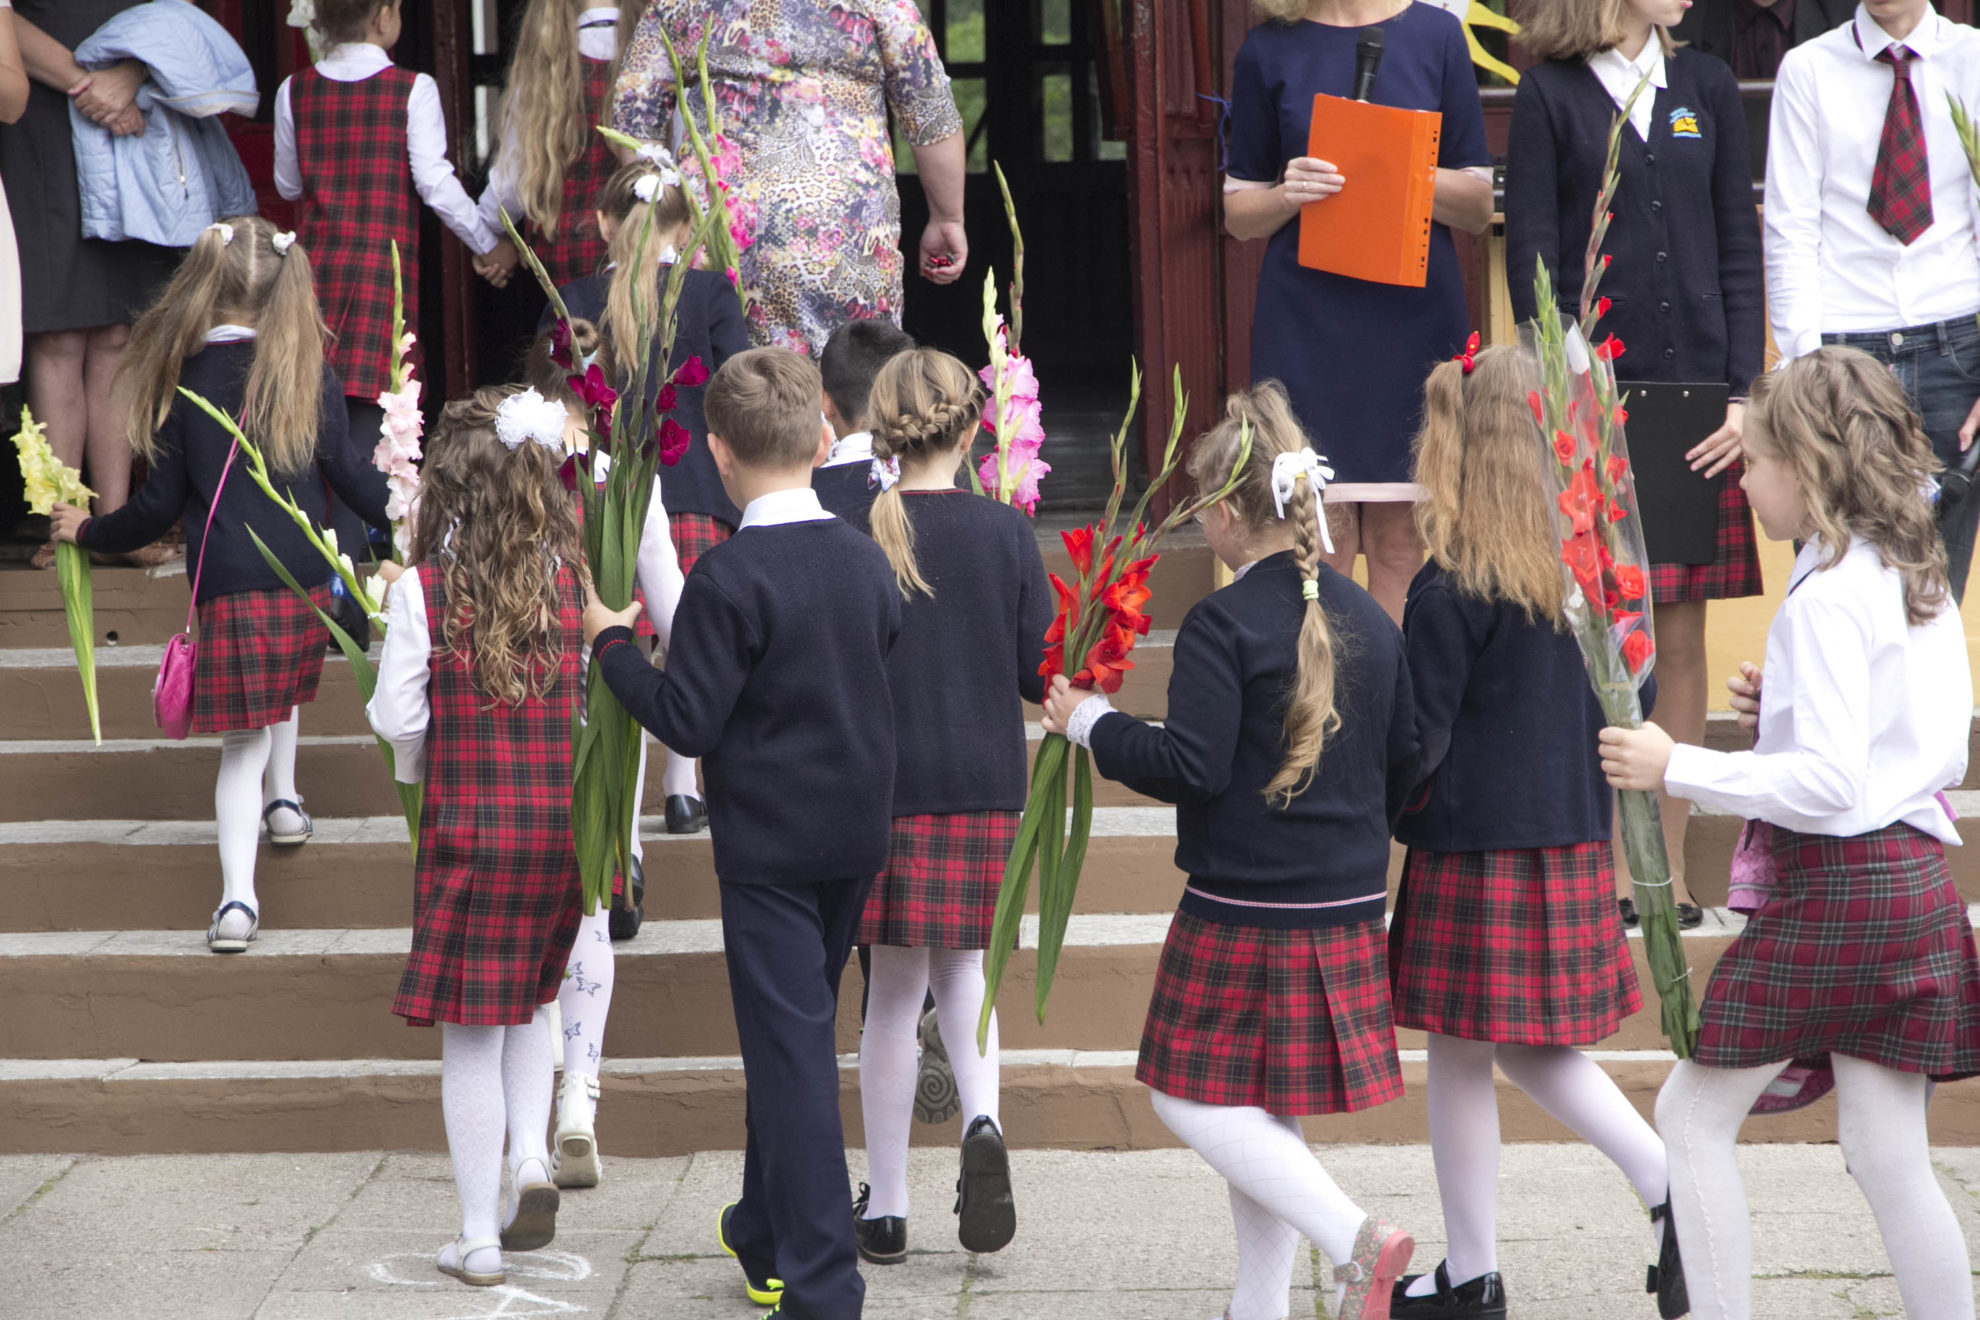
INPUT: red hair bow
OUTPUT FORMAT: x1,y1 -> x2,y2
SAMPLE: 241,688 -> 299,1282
1452,331 -> 1480,375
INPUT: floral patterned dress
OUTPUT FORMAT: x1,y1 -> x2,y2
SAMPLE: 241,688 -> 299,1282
611,0 -> 963,354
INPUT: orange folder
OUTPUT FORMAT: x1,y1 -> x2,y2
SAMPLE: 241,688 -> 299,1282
1297,92 -> 1443,288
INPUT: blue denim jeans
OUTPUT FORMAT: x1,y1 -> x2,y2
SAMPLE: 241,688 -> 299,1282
1824,317 -> 1980,601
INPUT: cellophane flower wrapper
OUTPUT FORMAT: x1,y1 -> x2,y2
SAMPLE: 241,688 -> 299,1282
13,407 -> 99,743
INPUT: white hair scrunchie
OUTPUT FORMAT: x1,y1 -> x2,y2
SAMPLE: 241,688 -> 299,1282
869,456 -> 901,492
271,231 -> 297,255
495,388 -> 569,454
632,170 -> 683,204
206,222 -> 235,247
1269,447 -> 1336,558
635,142 -> 679,170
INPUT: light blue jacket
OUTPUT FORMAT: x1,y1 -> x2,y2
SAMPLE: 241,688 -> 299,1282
71,0 -> 259,247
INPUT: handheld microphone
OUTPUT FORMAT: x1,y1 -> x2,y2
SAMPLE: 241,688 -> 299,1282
1352,27 -> 1385,102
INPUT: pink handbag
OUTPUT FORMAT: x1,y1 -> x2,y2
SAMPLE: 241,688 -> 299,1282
153,438 -> 239,739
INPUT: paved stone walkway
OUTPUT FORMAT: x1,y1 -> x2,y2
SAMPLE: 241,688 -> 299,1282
3,1144 -> 1978,1318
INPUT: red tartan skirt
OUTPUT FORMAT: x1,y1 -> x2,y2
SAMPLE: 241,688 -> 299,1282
1648,465 -> 1764,603
1137,910 -> 1404,1116
1696,823 -> 1980,1079
856,811 -> 1020,949
670,512 -> 733,575
1389,843 -> 1641,1045
192,585 -> 333,734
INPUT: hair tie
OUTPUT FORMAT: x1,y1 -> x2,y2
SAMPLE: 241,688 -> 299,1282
1452,330 -> 1479,375
1269,447 -> 1336,555
494,388 -> 569,453
632,169 -> 681,204
1301,579 -> 1319,602
206,222 -> 235,247
271,231 -> 297,255
869,456 -> 901,492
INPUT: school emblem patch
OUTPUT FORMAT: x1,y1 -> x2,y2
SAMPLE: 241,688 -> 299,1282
1669,107 -> 1702,139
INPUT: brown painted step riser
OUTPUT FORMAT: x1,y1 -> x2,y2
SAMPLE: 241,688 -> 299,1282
0,937 -> 1734,1062
7,1060 -> 1979,1156
6,815 -> 1974,934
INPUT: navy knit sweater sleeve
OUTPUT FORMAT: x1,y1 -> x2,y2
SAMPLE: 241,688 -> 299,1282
814,463 -> 879,523
1087,554 -> 1418,929
595,518 -> 902,884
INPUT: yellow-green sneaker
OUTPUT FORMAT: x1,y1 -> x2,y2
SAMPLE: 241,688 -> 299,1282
717,1202 -> 784,1307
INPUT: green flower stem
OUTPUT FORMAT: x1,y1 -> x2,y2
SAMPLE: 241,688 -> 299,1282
56,542 -> 99,744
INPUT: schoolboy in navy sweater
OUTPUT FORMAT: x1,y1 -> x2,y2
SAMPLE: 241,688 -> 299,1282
815,318 -> 917,523
586,348 -> 900,1320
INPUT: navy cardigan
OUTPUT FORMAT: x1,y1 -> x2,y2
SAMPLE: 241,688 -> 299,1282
1088,553 -> 1419,930
542,267 -> 751,526
1396,560 -> 1656,853
1505,50 -> 1765,396
594,517 -> 901,885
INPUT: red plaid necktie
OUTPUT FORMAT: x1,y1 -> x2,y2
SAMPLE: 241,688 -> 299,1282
1868,45 -> 1933,245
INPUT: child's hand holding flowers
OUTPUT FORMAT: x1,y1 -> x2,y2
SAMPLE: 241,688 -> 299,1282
1599,722 -> 1676,792
1039,673 -> 1090,738
582,580 -> 642,647
48,502 -> 88,543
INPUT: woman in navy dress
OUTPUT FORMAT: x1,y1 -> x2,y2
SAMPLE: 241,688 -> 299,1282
1225,0 -> 1493,623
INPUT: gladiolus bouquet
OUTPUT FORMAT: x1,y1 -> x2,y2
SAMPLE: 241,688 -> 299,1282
978,366 -> 1251,1048
1521,73 -> 1697,1057
976,163 -> 1050,513
14,408 -> 99,743
373,242 -> 422,557
649,29 -> 754,315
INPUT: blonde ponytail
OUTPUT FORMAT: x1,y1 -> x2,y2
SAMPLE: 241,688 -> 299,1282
596,162 -> 692,356
865,348 -> 984,599
503,0 -> 588,238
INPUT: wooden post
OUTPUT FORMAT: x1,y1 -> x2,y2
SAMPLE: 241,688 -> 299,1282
430,0 -> 476,402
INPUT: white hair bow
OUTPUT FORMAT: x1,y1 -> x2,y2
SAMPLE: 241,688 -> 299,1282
635,142 -> 679,170
495,388 -> 569,453
206,222 -> 235,247
1270,448 -> 1336,555
271,231 -> 297,255
869,456 -> 901,492
633,170 -> 682,204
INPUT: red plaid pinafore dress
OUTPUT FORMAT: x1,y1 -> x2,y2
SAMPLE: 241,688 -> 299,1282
392,564 -> 585,1028
530,58 -> 615,287
291,65 -> 420,401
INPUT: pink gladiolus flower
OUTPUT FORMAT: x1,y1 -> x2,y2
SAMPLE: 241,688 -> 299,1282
1008,454 -> 1050,516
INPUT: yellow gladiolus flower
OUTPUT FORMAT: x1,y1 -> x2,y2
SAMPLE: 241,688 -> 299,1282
11,407 -> 94,515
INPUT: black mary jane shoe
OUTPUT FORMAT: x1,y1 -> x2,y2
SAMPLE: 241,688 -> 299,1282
1390,1261 -> 1507,1319
1617,897 -> 1640,928
609,855 -> 645,942
1675,903 -> 1704,930
851,1183 -> 907,1265
1647,1200 -> 1690,1318
955,1115 -> 1016,1254
664,794 -> 708,835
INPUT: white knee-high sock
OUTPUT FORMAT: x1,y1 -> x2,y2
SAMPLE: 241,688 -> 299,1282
1415,1033 -> 1500,1293
1148,1089 -> 1366,1266
215,727 -> 273,921
1227,1183 -> 1302,1320
557,906 -> 616,1095
441,1022 -> 507,1266
661,744 -> 698,799
503,1008 -> 555,1190
1833,1053 -> 1974,1319
629,737 -> 648,864
1655,1058 -> 1787,1319
1496,1041 -> 1668,1239
859,944 -> 930,1219
928,947 -> 999,1129
262,706 -> 301,807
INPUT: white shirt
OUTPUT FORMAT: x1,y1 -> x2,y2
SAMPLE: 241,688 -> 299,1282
1588,39 -> 1666,143
737,486 -> 833,530
1664,536 -> 1971,845
822,431 -> 874,468
273,43 -> 497,256
1764,8 -> 1980,357
475,8 -> 621,237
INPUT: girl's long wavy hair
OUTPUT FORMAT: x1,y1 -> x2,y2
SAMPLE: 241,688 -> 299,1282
409,385 -> 584,704
499,0 -> 591,239
121,216 -> 326,475
865,348 -> 985,598
597,162 -> 693,359
1188,381 -> 1342,806
1746,347 -> 1951,626
1412,346 -> 1566,624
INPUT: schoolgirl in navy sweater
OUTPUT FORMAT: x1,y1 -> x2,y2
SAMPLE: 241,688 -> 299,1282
815,317 -> 918,523
51,217 -> 389,956
1387,347 -> 1678,1320
848,349 -> 1051,1265
1041,383 -> 1420,1320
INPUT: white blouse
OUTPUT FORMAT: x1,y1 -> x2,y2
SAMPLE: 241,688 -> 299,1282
1664,536 -> 1972,845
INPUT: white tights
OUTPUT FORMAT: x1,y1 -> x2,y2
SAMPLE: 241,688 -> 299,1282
1657,1053 -> 1973,1320
556,905 -> 616,1093
1409,1034 -> 1668,1294
441,1009 -> 555,1272
858,945 -> 1000,1220
213,708 -> 303,933
1148,1089 -> 1367,1320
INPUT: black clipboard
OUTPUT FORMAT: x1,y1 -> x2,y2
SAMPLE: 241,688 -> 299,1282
1621,381 -> 1730,567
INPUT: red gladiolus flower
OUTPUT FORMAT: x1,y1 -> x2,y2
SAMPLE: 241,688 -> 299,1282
656,384 -> 679,414
1614,563 -> 1647,600
1553,430 -> 1577,464
1596,296 -> 1612,320
549,318 -> 573,370
557,454 -> 580,494
1595,335 -> 1625,362
1558,464 -> 1604,536
1039,573 -> 1081,678
1082,626 -> 1136,695
1561,534 -> 1607,616
1607,499 -> 1627,523
1606,455 -> 1629,484
1615,405 -> 1629,427
1528,390 -> 1545,427
673,356 -> 711,388
657,418 -> 691,467
1623,630 -> 1654,674
1063,525 -> 1096,577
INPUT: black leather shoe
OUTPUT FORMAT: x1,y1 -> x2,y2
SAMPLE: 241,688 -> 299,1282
665,794 -> 708,835
1617,897 -> 1640,928
955,1115 -> 1016,1254
1675,903 -> 1705,930
1647,1200 -> 1690,1318
608,855 -> 644,942
1390,1261 -> 1508,1318
851,1183 -> 907,1265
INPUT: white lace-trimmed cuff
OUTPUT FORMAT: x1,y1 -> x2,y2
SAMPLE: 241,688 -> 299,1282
1064,693 -> 1115,750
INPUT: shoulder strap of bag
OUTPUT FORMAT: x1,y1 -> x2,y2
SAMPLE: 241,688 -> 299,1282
185,431 -> 243,634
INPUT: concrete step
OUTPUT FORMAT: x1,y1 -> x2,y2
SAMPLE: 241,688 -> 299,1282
7,1048 -> 1980,1156
0,909 -> 1835,1063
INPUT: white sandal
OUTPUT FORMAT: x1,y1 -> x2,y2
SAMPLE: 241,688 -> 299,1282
501,1158 -> 560,1251
205,901 -> 259,954
552,1072 -> 601,1189
261,798 -> 313,846
437,1234 -> 504,1287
